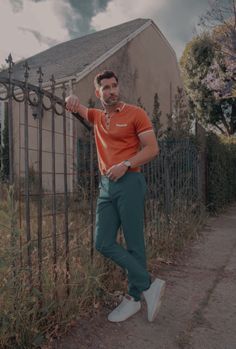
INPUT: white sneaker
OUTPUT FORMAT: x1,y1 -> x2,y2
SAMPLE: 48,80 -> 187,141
143,278 -> 166,322
108,295 -> 141,322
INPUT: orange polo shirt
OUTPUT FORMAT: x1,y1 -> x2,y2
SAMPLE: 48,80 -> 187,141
87,103 -> 154,175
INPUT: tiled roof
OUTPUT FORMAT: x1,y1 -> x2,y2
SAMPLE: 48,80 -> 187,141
0,18 -> 150,85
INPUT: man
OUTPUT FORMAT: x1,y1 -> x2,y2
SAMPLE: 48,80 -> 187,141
66,70 -> 166,323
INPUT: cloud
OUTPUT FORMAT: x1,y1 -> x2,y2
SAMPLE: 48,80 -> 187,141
1,0 -> 113,66
91,0 -> 165,30
1,0 -> 215,67
9,0 -> 24,13
154,0 -> 211,57
18,27 -> 59,46
0,0 -> 79,65
91,0 -> 211,58
23,0 -> 113,38
59,0 -> 112,38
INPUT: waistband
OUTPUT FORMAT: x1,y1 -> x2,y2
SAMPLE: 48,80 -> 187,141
100,167 -> 141,176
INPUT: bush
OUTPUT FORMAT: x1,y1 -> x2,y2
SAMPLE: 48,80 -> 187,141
206,133 -> 236,212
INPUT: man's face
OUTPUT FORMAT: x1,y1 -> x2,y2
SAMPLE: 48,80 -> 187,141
96,77 -> 120,106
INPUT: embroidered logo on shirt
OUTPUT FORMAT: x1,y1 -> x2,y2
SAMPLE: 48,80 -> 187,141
116,123 -> 128,127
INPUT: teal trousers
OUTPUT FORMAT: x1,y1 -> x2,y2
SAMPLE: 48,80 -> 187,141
95,172 -> 151,301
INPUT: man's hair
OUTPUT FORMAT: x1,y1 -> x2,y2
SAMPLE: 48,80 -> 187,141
94,70 -> 118,89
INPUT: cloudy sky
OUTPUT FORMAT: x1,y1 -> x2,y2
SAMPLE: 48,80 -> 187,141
0,0 -> 213,66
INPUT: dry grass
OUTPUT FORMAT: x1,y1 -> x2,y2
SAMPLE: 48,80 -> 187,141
0,185 -> 206,348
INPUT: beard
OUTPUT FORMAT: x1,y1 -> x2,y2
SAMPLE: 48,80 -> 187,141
103,94 -> 120,106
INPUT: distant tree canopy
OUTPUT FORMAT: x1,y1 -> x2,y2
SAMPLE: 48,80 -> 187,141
165,87 -> 191,139
198,0 -> 236,97
180,0 -> 236,136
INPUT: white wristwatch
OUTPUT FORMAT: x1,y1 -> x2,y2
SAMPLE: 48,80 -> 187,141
123,160 -> 131,169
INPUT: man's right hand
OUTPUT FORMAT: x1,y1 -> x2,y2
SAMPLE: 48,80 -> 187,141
65,95 -> 80,113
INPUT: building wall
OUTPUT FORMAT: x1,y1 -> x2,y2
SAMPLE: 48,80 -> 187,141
71,24 -> 183,192
74,23 -> 182,135
12,90 -> 74,193
11,22 -> 183,192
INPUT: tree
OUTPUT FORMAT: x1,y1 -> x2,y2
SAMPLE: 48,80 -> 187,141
180,0 -> 236,136
198,0 -> 236,134
198,1 -> 236,99
198,0 -> 236,61
152,93 -> 163,137
180,32 -> 236,136
164,87 -> 191,139
172,87 -> 191,136
137,97 -> 146,111
202,50 -> 236,135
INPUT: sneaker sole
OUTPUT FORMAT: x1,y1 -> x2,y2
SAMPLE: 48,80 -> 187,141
148,279 -> 166,322
108,306 -> 141,322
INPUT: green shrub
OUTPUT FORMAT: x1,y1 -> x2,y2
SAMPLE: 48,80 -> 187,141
206,133 -> 236,212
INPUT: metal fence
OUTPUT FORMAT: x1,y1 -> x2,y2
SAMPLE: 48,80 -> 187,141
0,55 -> 204,300
77,137 -> 203,252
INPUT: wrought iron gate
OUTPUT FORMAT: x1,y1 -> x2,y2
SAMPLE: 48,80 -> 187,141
0,54 -> 97,297
0,54 -> 204,300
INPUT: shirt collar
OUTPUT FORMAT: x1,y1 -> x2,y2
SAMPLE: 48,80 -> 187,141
104,102 -> 126,114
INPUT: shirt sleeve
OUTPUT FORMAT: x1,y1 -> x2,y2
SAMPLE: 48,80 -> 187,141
134,107 -> 154,135
87,108 -> 100,124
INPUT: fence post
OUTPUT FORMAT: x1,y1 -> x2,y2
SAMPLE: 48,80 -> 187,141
164,141 -> 171,222
89,130 -> 94,263
6,54 -> 14,185
36,66 -> 44,298
23,61 -> 33,288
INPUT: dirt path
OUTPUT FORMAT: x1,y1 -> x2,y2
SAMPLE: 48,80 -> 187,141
55,204 -> 236,349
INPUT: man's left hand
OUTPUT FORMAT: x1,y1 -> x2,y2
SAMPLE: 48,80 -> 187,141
106,162 -> 128,181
